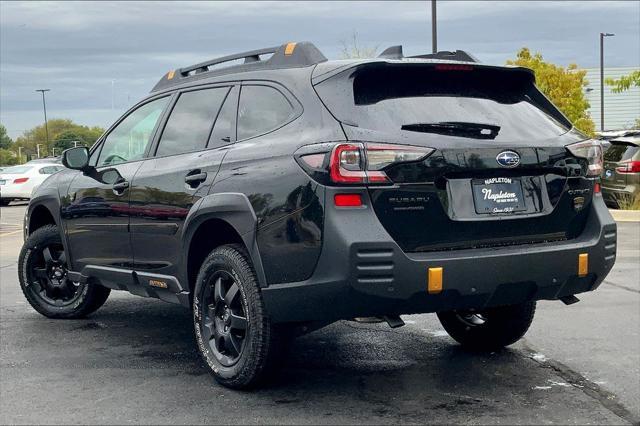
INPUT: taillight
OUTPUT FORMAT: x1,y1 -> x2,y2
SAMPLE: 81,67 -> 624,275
566,140 -> 603,177
616,160 -> 640,174
13,177 -> 29,184
329,143 -> 434,185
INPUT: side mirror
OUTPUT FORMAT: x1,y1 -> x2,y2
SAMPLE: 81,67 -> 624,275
62,147 -> 90,171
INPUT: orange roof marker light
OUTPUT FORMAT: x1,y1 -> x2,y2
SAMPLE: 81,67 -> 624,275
167,70 -> 176,80
284,42 -> 297,56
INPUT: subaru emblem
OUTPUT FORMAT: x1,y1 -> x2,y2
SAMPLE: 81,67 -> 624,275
496,150 -> 521,168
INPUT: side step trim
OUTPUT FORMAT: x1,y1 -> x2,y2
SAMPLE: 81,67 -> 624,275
68,266 -> 190,307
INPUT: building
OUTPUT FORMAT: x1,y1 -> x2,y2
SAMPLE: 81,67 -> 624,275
582,67 -> 640,131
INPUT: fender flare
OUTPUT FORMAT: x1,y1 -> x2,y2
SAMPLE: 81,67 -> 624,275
180,192 -> 267,288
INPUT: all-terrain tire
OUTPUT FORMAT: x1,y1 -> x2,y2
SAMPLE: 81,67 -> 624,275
18,225 -> 110,319
193,244 -> 282,389
437,301 -> 536,351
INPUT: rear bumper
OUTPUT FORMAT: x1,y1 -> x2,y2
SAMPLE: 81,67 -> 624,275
262,194 -> 617,323
0,186 -> 31,199
601,184 -> 638,207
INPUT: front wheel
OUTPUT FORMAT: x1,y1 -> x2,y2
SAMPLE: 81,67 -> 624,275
193,244 -> 282,389
18,225 -> 111,319
437,301 -> 536,351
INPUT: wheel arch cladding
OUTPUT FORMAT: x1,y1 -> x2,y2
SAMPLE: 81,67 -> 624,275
182,193 -> 267,292
28,204 -> 57,235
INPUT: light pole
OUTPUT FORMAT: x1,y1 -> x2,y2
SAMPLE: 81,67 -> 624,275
36,144 -> 42,159
600,32 -> 614,131
18,147 -> 23,164
35,89 -> 51,146
431,0 -> 437,53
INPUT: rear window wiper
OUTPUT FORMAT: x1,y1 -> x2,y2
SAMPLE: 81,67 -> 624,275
401,121 -> 501,139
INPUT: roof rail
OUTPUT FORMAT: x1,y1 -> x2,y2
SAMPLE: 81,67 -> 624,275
409,50 -> 479,63
151,42 -> 327,92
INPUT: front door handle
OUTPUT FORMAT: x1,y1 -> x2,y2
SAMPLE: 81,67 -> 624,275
185,171 -> 207,187
112,180 -> 129,195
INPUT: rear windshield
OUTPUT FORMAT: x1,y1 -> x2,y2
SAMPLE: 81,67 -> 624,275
604,143 -> 640,162
1,166 -> 32,174
315,63 -> 572,141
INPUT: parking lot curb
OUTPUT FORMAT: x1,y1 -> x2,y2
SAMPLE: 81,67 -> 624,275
609,209 -> 640,222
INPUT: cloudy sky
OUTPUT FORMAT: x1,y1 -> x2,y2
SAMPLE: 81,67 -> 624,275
1,1 -> 638,139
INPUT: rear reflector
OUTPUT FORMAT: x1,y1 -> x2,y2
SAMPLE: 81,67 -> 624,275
334,193 -> 363,207
13,178 -> 29,184
578,253 -> 588,277
594,182 -> 601,193
428,267 -> 443,294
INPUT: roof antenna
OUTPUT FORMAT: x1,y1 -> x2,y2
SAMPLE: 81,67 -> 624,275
378,45 -> 403,60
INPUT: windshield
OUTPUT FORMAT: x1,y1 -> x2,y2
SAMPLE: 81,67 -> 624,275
1,166 -> 32,174
316,63 -> 572,142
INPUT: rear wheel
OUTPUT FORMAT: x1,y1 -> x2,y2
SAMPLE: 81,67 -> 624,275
18,225 -> 110,318
437,301 -> 536,351
193,244 -> 281,389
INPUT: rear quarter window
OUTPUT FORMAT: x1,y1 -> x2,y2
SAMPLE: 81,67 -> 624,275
237,85 -> 294,140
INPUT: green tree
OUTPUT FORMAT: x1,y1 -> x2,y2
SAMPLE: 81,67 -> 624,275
14,119 -> 104,157
0,148 -> 19,166
54,130 -> 83,151
606,70 -> 640,93
507,48 -> 596,136
0,124 -> 13,149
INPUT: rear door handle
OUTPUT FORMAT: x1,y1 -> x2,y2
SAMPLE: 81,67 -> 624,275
184,171 -> 207,187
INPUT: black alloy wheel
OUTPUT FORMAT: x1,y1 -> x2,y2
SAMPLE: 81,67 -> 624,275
28,242 -> 82,307
18,225 -> 111,319
201,271 -> 249,366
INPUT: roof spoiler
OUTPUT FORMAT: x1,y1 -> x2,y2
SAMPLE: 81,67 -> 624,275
151,41 -> 327,92
377,45 -> 479,63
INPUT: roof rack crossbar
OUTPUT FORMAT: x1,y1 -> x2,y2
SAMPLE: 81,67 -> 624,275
180,46 -> 278,76
151,42 -> 328,93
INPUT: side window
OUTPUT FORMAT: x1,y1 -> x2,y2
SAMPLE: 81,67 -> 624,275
97,96 -> 169,167
208,86 -> 238,148
156,87 -> 229,157
39,166 -> 53,174
237,85 -> 294,140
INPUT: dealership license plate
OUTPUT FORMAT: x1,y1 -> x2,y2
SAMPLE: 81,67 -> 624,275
472,177 -> 526,214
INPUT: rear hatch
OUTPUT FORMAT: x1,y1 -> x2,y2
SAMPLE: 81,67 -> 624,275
314,61 -> 596,252
602,138 -> 640,190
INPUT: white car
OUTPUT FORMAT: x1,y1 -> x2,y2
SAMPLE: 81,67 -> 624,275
0,163 -> 65,205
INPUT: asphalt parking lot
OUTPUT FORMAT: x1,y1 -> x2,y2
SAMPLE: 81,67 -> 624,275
1,202 -> 639,425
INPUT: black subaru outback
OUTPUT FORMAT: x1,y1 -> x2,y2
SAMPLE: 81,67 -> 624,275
19,42 -> 616,389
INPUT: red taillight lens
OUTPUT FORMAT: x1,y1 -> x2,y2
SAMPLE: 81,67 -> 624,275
329,143 -> 434,185
594,182 -> 601,193
616,160 -> 640,174
13,177 -> 29,184
334,193 -> 363,207
329,144 -> 368,184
